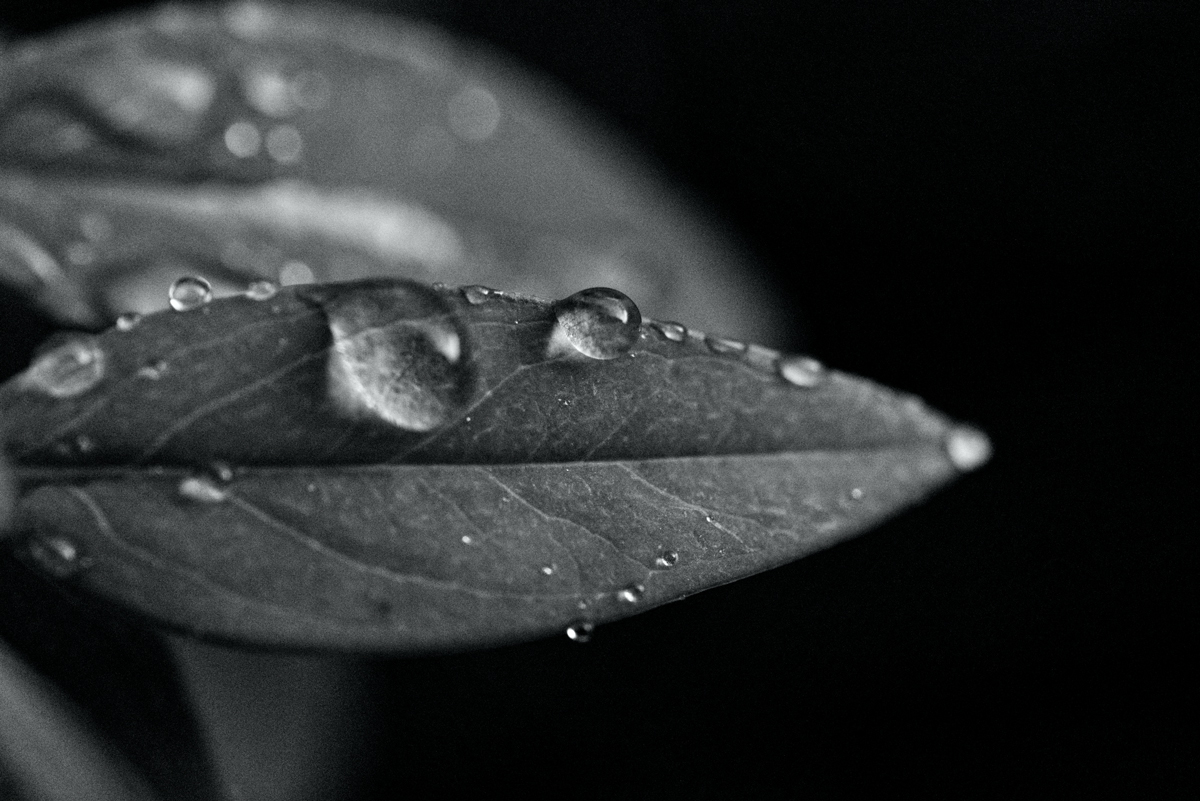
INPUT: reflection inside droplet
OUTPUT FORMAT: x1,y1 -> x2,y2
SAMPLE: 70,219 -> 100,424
20,339 -> 106,398
27,535 -> 85,579
566,620 -> 594,643
246,279 -> 279,300
169,276 -> 213,311
655,550 -> 679,568
318,281 -> 470,432
550,287 -> 642,360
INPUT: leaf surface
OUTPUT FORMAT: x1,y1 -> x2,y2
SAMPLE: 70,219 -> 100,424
0,279 -> 987,652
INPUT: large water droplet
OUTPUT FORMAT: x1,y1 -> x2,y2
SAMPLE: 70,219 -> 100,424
20,339 -> 106,398
617,584 -> 645,603
777,355 -> 825,387
318,282 -> 470,432
169,276 -> 213,311
462,285 -> 493,305
178,475 -> 228,504
566,620 -> 594,643
115,312 -> 142,332
655,549 -> 679,568
246,279 -> 279,301
650,320 -> 687,342
551,287 -> 641,360
27,535 -> 85,579
946,426 -> 992,471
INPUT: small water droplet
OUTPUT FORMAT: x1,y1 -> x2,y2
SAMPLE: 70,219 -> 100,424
946,426 -> 992,471
617,584 -> 645,603
115,312 -> 142,332
705,334 -> 747,355
178,475 -> 227,503
246,279 -> 279,300
650,320 -> 687,342
169,276 -> 213,311
21,339 -> 106,398
777,355 -> 825,387
321,282 -> 469,432
655,550 -> 679,568
541,565 -> 554,575
461,535 -> 473,545
74,435 -> 95,455
27,535 -> 85,579
462,285 -> 493,304
566,620 -> 594,643
137,360 -> 167,380
208,461 -> 235,483
849,487 -> 865,501
551,287 -> 642,360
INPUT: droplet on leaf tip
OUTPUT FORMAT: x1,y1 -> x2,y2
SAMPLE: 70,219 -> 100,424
115,312 -> 142,332
20,339 -> 106,398
550,287 -> 642,360
777,355 -> 825,387
246,279 -> 279,300
945,426 -> 992,471
168,276 -> 213,311
566,620 -> 594,643
178,475 -> 228,504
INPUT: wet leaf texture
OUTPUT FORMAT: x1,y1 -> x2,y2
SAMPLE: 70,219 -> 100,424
0,2 -> 779,341
0,279 -> 989,652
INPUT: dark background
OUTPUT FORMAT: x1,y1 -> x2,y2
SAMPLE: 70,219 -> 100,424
2,1 -> 1196,798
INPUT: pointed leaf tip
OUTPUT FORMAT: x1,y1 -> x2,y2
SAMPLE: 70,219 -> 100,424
1,278 -> 985,652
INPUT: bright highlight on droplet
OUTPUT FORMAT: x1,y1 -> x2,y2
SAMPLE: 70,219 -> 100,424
169,275 -> 213,311
655,549 -> 679,568
246,279 -> 279,300
178,475 -> 228,504
566,620 -> 594,643
20,339 -> 106,399
115,312 -> 142,332
945,426 -> 992,471
617,584 -> 645,603
777,355 -> 825,388
27,535 -> 84,579
550,287 -> 642,360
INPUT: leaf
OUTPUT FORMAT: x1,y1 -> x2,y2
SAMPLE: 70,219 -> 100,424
0,3 -> 779,343
0,278 -> 989,653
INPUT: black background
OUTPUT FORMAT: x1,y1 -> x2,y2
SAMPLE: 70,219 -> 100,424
2,1 -> 1196,798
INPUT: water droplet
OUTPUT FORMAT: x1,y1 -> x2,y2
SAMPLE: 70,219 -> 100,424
650,320 -> 686,342
20,339 -> 106,398
617,584 -> 645,603
655,550 -> 679,568
849,487 -> 865,501
461,535 -> 473,545
115,312 -> 142,332
566,620 -> 594,643
541,565 -> 554,576
447,85 -> 501,142
946,426 -> 992,471
178,475 -> 228,504
246,279 -> 279,300
777,355 -> 825,387
137,360 -> 167,380
462,285 -> 493,304
705,334 -> 747,355
27,535 -> 85,579
208,461 -> 235,483
551,287 -> 642,360
74,435 -> 95,455
320,282 -> 469,432
279,260 -> 314,286
169,276 -> 213,311
224,120 -> 261,158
